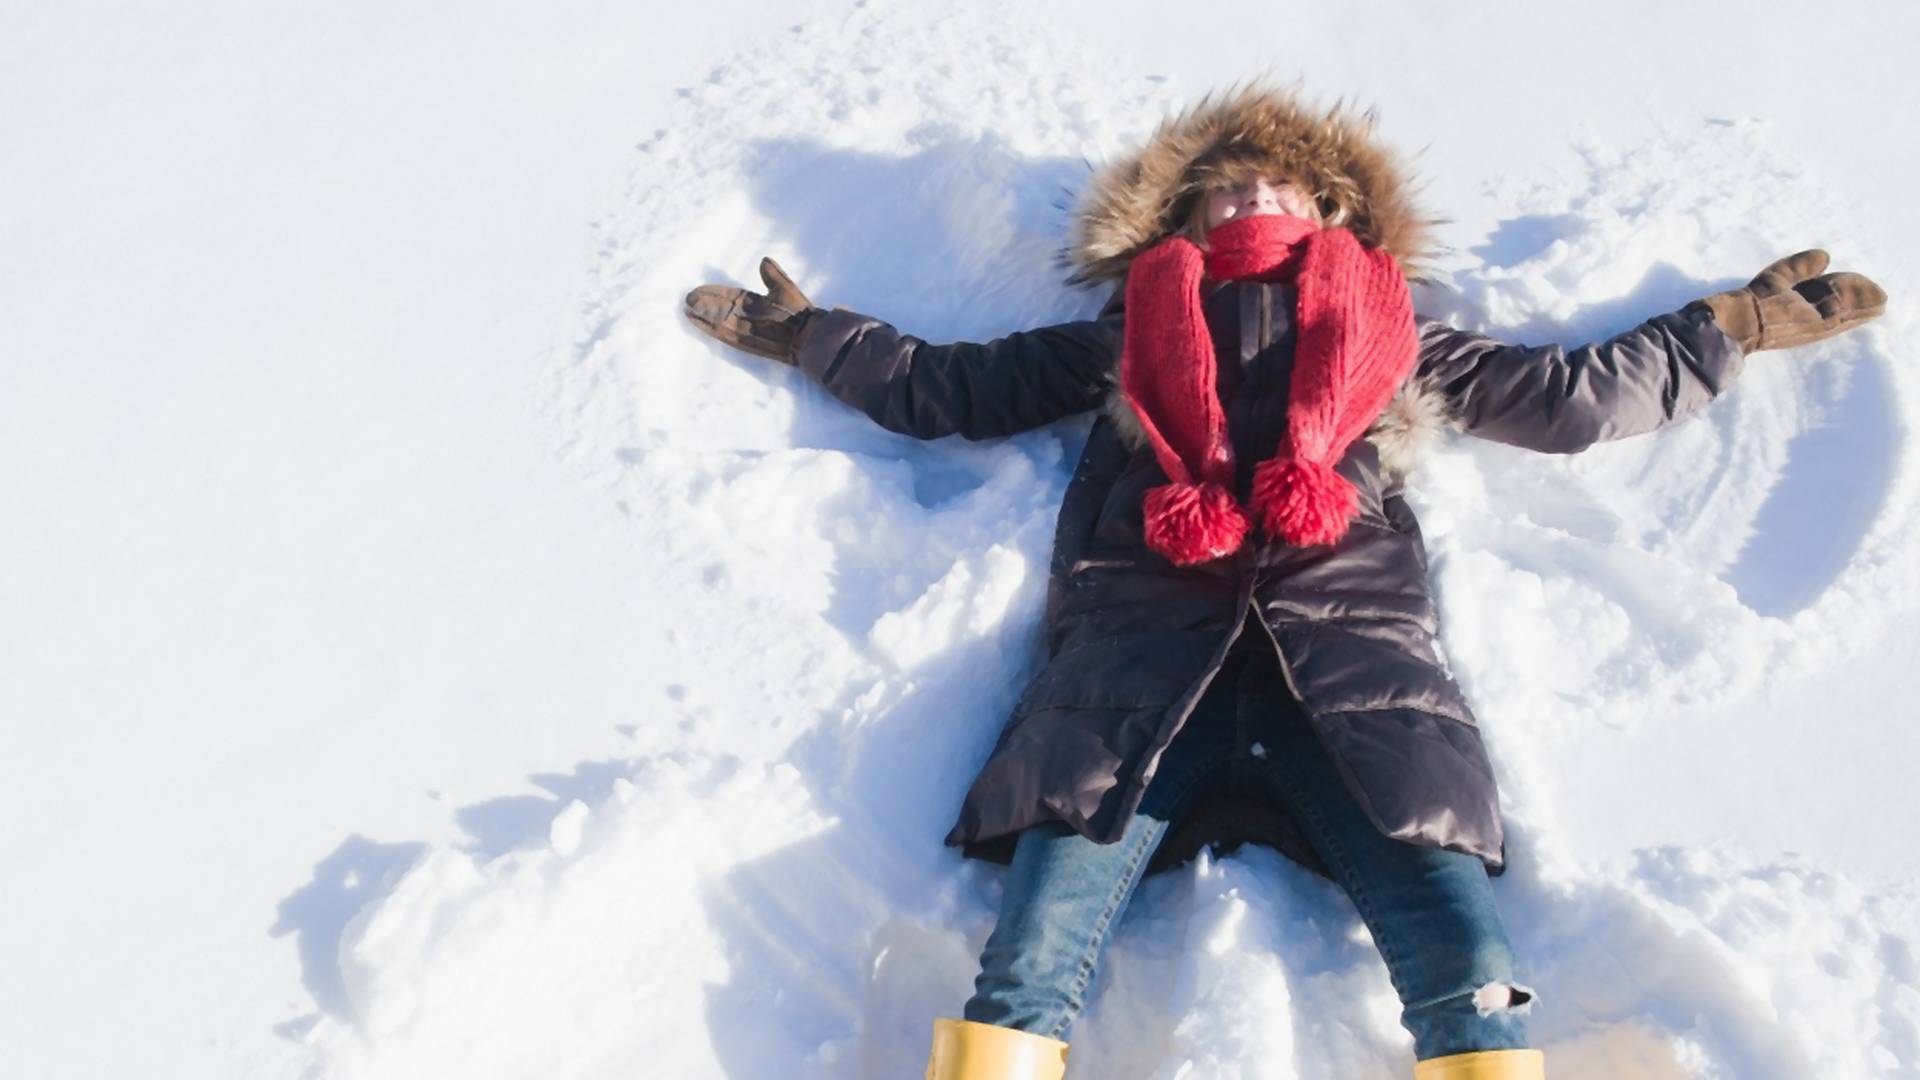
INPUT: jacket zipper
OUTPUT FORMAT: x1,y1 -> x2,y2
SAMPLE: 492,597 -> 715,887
1249,594 -> 1307,705
1136,589 -> 1254,798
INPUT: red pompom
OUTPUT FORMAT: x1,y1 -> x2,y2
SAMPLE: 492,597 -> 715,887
1143,481 -> 1251,566
1251,457 -> 1357,547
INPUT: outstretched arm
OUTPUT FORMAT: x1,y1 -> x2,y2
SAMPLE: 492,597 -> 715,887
1414,249 -> 1886,454
685,257 -> 1123,441
1411,305 -> 1743,454
790,308 -> 1122,441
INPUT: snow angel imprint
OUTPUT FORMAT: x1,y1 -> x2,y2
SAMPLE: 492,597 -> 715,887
683,84 -> 1887,1080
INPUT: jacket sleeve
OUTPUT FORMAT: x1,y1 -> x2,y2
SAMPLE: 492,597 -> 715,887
790,306 -> 1125,441
1411,305 -> 1747,453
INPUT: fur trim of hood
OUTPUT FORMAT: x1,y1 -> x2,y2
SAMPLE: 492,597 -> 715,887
1064,83 -> 1439,285
1071,84 -> 1452,488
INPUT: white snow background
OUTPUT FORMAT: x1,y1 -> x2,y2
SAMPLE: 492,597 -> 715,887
4,2 -> 1919,1077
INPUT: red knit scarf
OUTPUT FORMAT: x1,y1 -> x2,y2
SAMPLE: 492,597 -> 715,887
1121,213 -> 1418,566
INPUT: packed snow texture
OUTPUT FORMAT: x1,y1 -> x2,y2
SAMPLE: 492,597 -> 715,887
250,5 -> 1915,1078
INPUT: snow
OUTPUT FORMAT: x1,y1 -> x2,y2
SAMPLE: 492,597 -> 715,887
4,1 -> 1918,1078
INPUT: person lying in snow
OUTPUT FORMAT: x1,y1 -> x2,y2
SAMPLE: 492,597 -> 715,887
683,84 -> 1886,1080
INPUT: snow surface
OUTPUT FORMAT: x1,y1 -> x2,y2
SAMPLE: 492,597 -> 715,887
5,2 -> 1920,1078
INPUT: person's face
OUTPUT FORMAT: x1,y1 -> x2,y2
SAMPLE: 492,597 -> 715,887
1202,176 -> 1319,230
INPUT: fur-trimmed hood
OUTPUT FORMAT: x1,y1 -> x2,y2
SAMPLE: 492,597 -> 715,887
1065,83 -> 1439,285
1066,83 -> 1449,484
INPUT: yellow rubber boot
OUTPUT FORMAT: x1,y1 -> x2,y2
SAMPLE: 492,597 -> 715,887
925,1018 -> 1069,1080
1412,1048 -> 1546,1080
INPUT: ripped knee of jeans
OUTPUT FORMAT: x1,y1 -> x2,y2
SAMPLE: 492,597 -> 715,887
1471,980 -> 1536,1018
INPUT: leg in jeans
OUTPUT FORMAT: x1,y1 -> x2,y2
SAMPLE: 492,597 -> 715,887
1238,655 -> 1534,1060
963,658 -> 1244,1039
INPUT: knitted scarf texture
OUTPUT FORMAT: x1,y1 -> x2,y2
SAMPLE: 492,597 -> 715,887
1120,212 -> 1418,566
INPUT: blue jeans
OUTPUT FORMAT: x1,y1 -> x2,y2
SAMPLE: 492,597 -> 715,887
963,643 -> 1533,1061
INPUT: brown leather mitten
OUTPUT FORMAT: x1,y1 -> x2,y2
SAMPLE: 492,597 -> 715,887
683,257 -> 818,364
1689,249 -> 1887,354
